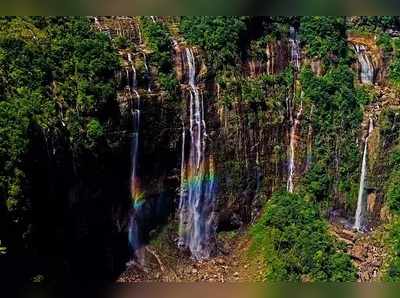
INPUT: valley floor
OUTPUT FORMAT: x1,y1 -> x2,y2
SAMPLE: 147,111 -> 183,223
118,228 -> 263,282
118,222 -> 386,282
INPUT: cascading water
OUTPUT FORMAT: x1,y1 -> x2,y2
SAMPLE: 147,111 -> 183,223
353,44 -> 374,84
287,100 -> 303,193
287,26 -> 301,193
178,47 -> 216,260
94,17 -> 146,265
142,53 -> 151,92
354,118 -> 374,231
306,105 -> 314,171
289,26 -> 300,71
127,53 -> 145,266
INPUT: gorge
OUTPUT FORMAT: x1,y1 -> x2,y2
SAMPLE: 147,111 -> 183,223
2,16 -> 400,284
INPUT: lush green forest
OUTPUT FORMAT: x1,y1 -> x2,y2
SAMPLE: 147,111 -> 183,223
2,16 -> 400,284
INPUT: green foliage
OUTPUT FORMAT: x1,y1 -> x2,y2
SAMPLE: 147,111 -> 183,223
377,32 -> 393,53
180,17 -> 246,69
384,216 -> 400,281
86,119 -> 104,141
355,85 -> 375,106
140,17 -> 173,74
384,142 -> 400,214
389,56 -> 400,88
386,170 -> 400,213
300,17 -> 348,63
250,191 -> 356,281
393,37 -> 400,54
218,68 -> 291,111
350,17 -> 399,32
387,34 -> 400,88
158,72 -> 178,94
0,16 -> 119,245
113,35 -> 129,49
379,107 -> 400,145
301,162 -> 332,203
300,64 -> 362,210
139,16 -> 179,104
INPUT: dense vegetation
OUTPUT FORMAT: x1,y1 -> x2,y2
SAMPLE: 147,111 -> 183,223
300,17 -> 348,63
2,16 -> 400,284
180,16 -> 247,70
0,17 -> 121,283
299,64 -> 362,212
0,16 -> 119,243
250,192 -> 356,281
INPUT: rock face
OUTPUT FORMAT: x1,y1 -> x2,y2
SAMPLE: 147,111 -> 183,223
266,40 -> 290,75
92,17 -> 400,281
348,33 -> 385,85
242,40 -> 291,77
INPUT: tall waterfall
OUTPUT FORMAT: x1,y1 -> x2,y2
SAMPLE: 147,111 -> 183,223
354,44 -> 374,84
178,48 -> 216,260
287,26 -> 301,193
354,118 -> 374,231
127,53 -> 144,265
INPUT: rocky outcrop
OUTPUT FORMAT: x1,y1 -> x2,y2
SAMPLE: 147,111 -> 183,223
330,223 -> 385,282
348,33 -> 385,85
242,39 -> 291,77
266,40 -> 290,75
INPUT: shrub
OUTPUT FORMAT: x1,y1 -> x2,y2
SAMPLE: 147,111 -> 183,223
86,118 -> 104,141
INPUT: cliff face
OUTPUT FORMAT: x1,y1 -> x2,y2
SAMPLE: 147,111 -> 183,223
101,17 -> 399,234
7,17 -> 400,284
66,17 -> 400,279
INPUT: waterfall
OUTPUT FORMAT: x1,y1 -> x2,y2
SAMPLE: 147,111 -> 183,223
289,26 -> 300,71
178,48 -> 216,260
287,27 -> 301,193
142,53 -> 151,92
354,44 -> 374,84
287,100 -> 303,193
354,118 -> 374,231
127,52 -> 144,266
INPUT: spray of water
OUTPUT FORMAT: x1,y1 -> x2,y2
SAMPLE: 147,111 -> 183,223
127,52 -> 145,266
354,118 -> 374,231
287,26 -> 301,193
353,44 -> 374,84
178,48 -> 216,260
